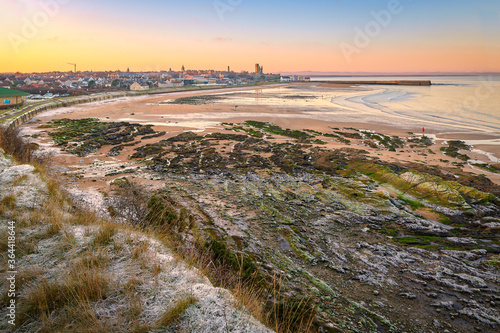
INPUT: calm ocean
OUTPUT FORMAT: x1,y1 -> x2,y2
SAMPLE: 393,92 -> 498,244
312,76 -> 500,133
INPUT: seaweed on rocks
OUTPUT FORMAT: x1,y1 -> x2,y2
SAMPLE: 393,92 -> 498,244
441,140 -> 471,161
45,118 -> 162,157
165,131 -> 202,142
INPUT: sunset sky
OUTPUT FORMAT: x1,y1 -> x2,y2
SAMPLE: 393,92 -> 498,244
1,0 -> 499,73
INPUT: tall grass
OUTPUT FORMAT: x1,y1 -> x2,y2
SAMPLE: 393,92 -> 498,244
0,126 -> 51,165
155,293 -> 197,328
18,265 -> 109,326
0,126 -> 30,162
91,223 -> 117,246
156,232 -> 316,333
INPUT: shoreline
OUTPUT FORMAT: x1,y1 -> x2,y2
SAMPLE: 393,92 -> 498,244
312,80 -> 432,86
23,83 -> 500,189
25,82 -> 499,134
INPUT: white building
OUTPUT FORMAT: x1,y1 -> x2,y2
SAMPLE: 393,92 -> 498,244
130,82 -> 149,91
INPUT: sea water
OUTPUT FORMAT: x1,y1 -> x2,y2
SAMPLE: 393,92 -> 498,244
160,76 -> 500,135
313,75 -> 500,133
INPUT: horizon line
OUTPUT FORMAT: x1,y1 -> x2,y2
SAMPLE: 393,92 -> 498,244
2,70 -> 500,76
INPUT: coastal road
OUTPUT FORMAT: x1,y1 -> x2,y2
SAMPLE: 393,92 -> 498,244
0,102 -> 46,124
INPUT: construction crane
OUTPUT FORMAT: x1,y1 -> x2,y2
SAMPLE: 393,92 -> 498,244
67,63 -> 77,73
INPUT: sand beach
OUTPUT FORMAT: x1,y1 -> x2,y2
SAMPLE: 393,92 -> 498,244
23,82 -> 500,192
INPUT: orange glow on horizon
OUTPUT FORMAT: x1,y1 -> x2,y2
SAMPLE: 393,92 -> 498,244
1,1 -> 499,74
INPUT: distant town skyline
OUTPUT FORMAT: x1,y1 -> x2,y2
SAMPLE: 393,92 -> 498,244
1,0 -> 499,73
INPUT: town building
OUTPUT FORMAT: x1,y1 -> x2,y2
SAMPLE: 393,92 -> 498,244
0,87 -> 29,109
129,82 -> 149,91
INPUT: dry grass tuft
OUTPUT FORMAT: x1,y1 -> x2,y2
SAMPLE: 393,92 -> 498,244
69,205 -> 101,225
16,237 -> 37,258
18,265 -> 109,325
62,301 -> 111,333
0,194 -> 17,212
91,223 -> 117,246
0,266 -> 45,307
18,279 -> 65,323
0,229 -> 8,252
132,240 -> 149,259
123,276 -> 143,293
62,229 -> 76,248
78,248 -> 110,269
151,262 -> 163,277
12,174 -> 29,186
267,285 -> 316,333
128,292 -> 143,319
155,293 -> 197,328
159,234 -> 316,333
45,178 -> 68,205
0,126 -> 32,163
45,220 -> 62,237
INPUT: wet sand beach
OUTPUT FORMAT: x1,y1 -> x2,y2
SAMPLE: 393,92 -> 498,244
23,83 -> 500,195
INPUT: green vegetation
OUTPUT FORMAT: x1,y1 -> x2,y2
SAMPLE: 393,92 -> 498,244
41,118 -> 104,145
407,136 -> 433,147
244,121 -> 313,140
380,226 -> 399,237
205,239 -> 261,281
205,132 -> 250,141
350,161 -> 497,208
483,255 -> 500,269
323,132 -> 350,144
394,236 -> 440,246
279,227 -> 315,262
282,95 -> 317,100
360,131 -> 404,151
230,125 -> 265,138
334,131 -> 362,140
397,195 -> 423,210
43,118 -> 159,157
472,163 -> 499,173
165,94 -> 226,105
441,140 -> 471,161
144,195 -> 191,233
393,235 -> 488,251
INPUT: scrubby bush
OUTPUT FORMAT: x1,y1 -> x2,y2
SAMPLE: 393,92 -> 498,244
107,179 -> 149,226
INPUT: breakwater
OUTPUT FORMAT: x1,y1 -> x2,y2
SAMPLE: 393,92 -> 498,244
315,80 -> 431,86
